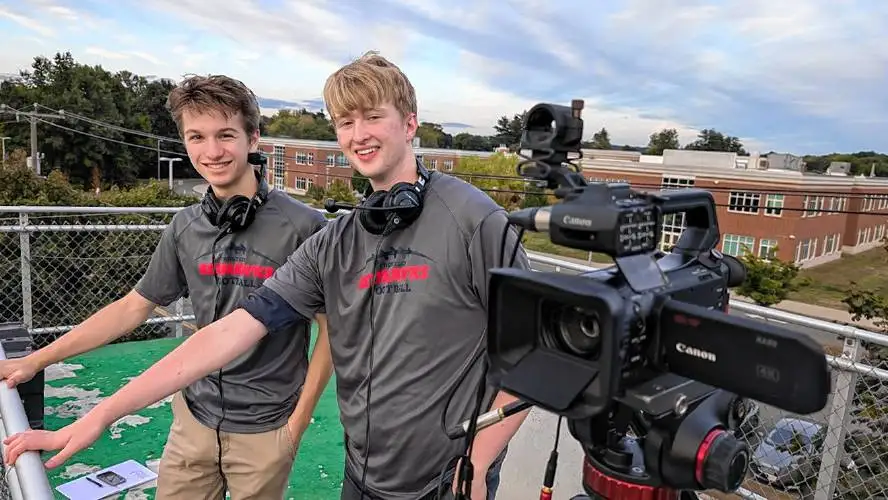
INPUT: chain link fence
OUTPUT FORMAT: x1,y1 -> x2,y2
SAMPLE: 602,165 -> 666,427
1,208 -> 887,499
0,208 -> 194,349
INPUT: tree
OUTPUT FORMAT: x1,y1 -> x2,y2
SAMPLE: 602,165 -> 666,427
265,109 -> 335,141
0,52 -> 186,188
590,128 -> 611,150
493,112 -> 526,152
684,129 -> 746,154
352,171 -> 370,195
452,132 -> 494,152
735,246 -> 803,306
646,128 -> 681,155
453,153 -> 530,210
325,179 -> 355,204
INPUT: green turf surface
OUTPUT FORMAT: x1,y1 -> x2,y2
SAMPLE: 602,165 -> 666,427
40,328 -> 345,499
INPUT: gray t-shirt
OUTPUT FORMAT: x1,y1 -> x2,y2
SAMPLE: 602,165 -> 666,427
134,188 -> 327,433
256,172 -> 531,497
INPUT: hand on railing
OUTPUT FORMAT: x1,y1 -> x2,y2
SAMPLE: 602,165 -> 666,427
0,356 -> 40,388
3,415 -> 104,469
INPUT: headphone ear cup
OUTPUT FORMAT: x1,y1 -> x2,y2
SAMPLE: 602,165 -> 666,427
385,185 -> 423,229
359,191 -> 391,235
218,195 -> 251,230
201,188 -> 222,227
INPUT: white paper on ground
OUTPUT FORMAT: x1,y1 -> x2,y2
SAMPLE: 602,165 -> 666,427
56,459 -> 157,500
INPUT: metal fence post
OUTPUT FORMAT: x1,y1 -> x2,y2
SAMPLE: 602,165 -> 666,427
18,212 -> 32,330
175,297 -> 184,338
812,336 -> 862,500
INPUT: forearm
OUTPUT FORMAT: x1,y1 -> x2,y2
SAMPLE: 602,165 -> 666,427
88,309 -> 266,427
469,391 -> 530,471
288,314 -> 333,434
31,292 -> 153,370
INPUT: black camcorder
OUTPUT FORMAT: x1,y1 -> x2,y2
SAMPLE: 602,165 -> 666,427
478,100 -> 832,499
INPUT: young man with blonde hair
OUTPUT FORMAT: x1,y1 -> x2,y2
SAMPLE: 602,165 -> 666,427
0,74 -> 332,499
4,53 -> 530,499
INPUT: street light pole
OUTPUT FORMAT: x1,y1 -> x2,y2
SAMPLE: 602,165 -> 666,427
159,156 -> 183,190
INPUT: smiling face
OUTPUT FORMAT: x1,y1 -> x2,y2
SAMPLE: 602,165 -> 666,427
334,103 -> 417,189
182,109 -> 258,198
324,51 -> 420,191
166,74 -> 263,199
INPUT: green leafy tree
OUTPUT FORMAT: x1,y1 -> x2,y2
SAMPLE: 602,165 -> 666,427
305,184 -> 326,205
735,245 -> 802,306
684,128 -> 746,155
453,153 -> 530,210
589,128 -> 611,150
646,128 -> 681,155
351,171 -> 370,194
325,179 -> 355,204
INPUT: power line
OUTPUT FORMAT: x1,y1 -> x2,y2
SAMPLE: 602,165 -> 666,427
0,103 -> 66,175
11,104 -> 888,201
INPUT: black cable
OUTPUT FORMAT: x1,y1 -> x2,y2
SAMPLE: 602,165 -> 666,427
357,220 -> 395,500
209,227 -> 230,494
451,217 -> 527,499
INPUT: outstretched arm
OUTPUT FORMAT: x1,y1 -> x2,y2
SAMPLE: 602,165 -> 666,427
3,308 -> 269,468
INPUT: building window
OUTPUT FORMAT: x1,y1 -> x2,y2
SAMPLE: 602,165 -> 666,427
296,151 -> 314,165
823,233 -> 840,254
443,160 -> 454,171
273,145 -> 286,191
795,238 -> 817,262
722,234 -> 755,257
428,159 -> 437,170
336,154 -> 349,167
802,196 -> 824,217
659,176 -> 695,252
764,194 -> 783,216
728,192 -> 761,214
758,239 -> 778,259
295,177 -> 313,191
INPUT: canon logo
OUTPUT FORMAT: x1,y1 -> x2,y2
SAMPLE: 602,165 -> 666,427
562,215 -> 593,227
675,342 -> 717,362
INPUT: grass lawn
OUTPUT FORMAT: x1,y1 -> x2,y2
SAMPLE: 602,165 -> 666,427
787,246 -> 888,310
520,232 -> 614,264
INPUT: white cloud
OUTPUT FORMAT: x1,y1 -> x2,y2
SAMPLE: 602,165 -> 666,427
0,0 -> 884,153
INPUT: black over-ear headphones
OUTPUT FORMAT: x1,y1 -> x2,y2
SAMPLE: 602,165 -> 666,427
356,161 -> 431,235
200,162 -> 270,234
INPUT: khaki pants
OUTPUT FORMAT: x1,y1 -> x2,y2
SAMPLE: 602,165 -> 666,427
155,392 -> 298,500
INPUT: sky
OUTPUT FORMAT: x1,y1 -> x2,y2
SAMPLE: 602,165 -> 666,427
0,0 -> 885,155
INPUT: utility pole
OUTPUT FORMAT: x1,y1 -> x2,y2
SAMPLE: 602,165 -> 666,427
0,136 -> 9,163
0,103 -> 64,175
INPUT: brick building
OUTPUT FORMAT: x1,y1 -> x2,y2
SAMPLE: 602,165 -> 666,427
257,137 -> 494,196
579,150 -> 888,268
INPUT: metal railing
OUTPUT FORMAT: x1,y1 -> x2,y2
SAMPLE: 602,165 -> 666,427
0,343 -> 53,500
1,205 -> 887,499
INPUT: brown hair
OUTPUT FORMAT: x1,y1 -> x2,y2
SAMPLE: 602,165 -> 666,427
323,51 -> 417,122
166,74 -> 261,137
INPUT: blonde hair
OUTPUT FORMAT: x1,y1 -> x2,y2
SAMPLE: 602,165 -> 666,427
323,51 -> 417,122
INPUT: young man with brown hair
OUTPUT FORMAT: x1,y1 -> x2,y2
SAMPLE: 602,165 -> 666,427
0,74 -> 332,499
4,53 -> 530,499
